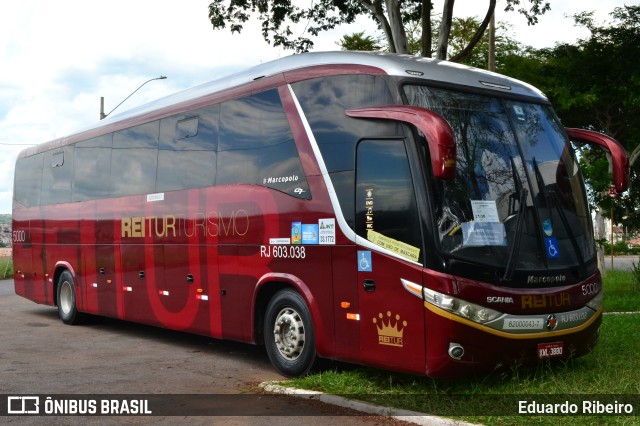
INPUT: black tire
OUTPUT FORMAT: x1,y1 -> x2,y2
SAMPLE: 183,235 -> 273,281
57,271 -> 85,325
264,289 -> 316,377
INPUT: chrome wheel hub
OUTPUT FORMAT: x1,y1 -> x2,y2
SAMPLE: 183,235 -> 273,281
273,307 -> 305,360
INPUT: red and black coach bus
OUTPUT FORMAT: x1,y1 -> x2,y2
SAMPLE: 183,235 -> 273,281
12,52 -> 629,377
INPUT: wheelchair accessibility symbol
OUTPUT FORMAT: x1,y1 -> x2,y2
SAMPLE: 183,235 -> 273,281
545,237 -> 560,259
358,251 -> 372,272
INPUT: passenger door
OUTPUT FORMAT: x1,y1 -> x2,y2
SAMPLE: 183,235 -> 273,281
355,139 -> 426,373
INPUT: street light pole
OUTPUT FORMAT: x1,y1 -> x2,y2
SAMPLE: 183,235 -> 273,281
100,76 -> 167,120
99,96 -> 105,120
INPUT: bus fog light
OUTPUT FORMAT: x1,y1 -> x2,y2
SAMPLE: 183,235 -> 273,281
448,343 -> 464,360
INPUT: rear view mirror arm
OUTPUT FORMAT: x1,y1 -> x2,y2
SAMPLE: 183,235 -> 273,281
346,105 -> 457,180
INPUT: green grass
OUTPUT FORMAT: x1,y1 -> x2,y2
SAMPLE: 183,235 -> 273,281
288,271 -> 640,425
605,270 -> 640,312
0,257 -> 12,279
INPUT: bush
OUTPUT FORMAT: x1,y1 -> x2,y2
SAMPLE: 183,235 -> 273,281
1,257 -> 12,279
603,241 -> 640,255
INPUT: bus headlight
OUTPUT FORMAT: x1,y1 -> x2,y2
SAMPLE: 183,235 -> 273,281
422,287 -> 502,324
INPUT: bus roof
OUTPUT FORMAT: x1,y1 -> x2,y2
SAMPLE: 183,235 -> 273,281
19,51 -> 547,158
111,51 -> 546,123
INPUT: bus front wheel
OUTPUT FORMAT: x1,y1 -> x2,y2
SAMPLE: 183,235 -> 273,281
264,289 -> 316,377
57,271 -> 84,325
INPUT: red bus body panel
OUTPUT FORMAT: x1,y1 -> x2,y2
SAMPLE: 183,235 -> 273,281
12,53 -> 613,377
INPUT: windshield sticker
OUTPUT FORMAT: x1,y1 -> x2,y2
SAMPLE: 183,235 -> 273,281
462,222 -> 507,246
545,237 -> 560,258
291,222 -> 302,245
358,250 -> 372,272
367,230 -> 420,262
512,105 -> 526,121
543,219 -> 553,237
470,200 -> 500,223
319,218 -> 336,245
301,224 -> 319,245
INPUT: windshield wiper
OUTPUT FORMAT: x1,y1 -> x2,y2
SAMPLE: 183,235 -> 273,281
502,157 -> 528,282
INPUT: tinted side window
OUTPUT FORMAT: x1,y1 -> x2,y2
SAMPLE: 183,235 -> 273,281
159,104 -> 219,151
177,116 -> 199,139
73,134 -> 112,201
292,75 -> 398,172
114,120 -> 159,148
111,121 -> 159,197
217,89 -> 309,198
292,75 -> 399,226
41,146 -> 74,205
73,147 -> 112,201
157,150 -> 216,192
157,105 -> 218,192
14,153 -> 44,208
111,148 -> 157,197
76,133 -> 112,148
356,139 -> 422,263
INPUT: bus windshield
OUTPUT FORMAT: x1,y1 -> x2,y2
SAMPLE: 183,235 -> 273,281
404,85 -> 595,276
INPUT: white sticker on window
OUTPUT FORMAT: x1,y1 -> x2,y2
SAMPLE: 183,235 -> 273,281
470,200 -> 500,223
147,193 -> 165,202
462,222 -> 507,247
512,105 -> 526,121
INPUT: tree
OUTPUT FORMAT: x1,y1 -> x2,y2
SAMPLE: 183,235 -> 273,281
208,0 -> 550,61
338,15 -> 523,69
444,16 -> 522,68
535,7 -> 640,227
337,31 -> 382,50
502,6 -> 640,270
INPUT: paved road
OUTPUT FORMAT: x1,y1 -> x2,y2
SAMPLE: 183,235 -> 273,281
603,255 -> 638,272
0,279 -> 411,426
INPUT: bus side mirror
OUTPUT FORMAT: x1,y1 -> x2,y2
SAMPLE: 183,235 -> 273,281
565,127 -> 629,193
346,105 -> 456,180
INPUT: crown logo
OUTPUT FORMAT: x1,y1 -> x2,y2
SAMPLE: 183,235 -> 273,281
372,311 -> 407,347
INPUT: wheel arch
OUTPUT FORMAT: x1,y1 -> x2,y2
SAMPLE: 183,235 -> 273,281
252,273 -> 331,356
52,261 -> 77,308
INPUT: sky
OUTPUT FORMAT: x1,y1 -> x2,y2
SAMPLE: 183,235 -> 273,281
0,0 -> 631,214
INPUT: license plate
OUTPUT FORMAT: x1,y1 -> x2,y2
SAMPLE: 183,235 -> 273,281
537,342 -> 564,359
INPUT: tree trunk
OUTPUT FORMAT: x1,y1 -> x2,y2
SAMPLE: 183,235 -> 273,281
421,0 -> 432,57
385,0 -> 409,54
436,0 -> 455,59
361,0 -> 397,53
488,7 -> 496,71
449,0 -> 496,63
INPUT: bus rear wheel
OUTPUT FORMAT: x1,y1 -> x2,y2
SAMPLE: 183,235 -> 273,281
264,289 -> 316,377
57,271 -> 85,325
